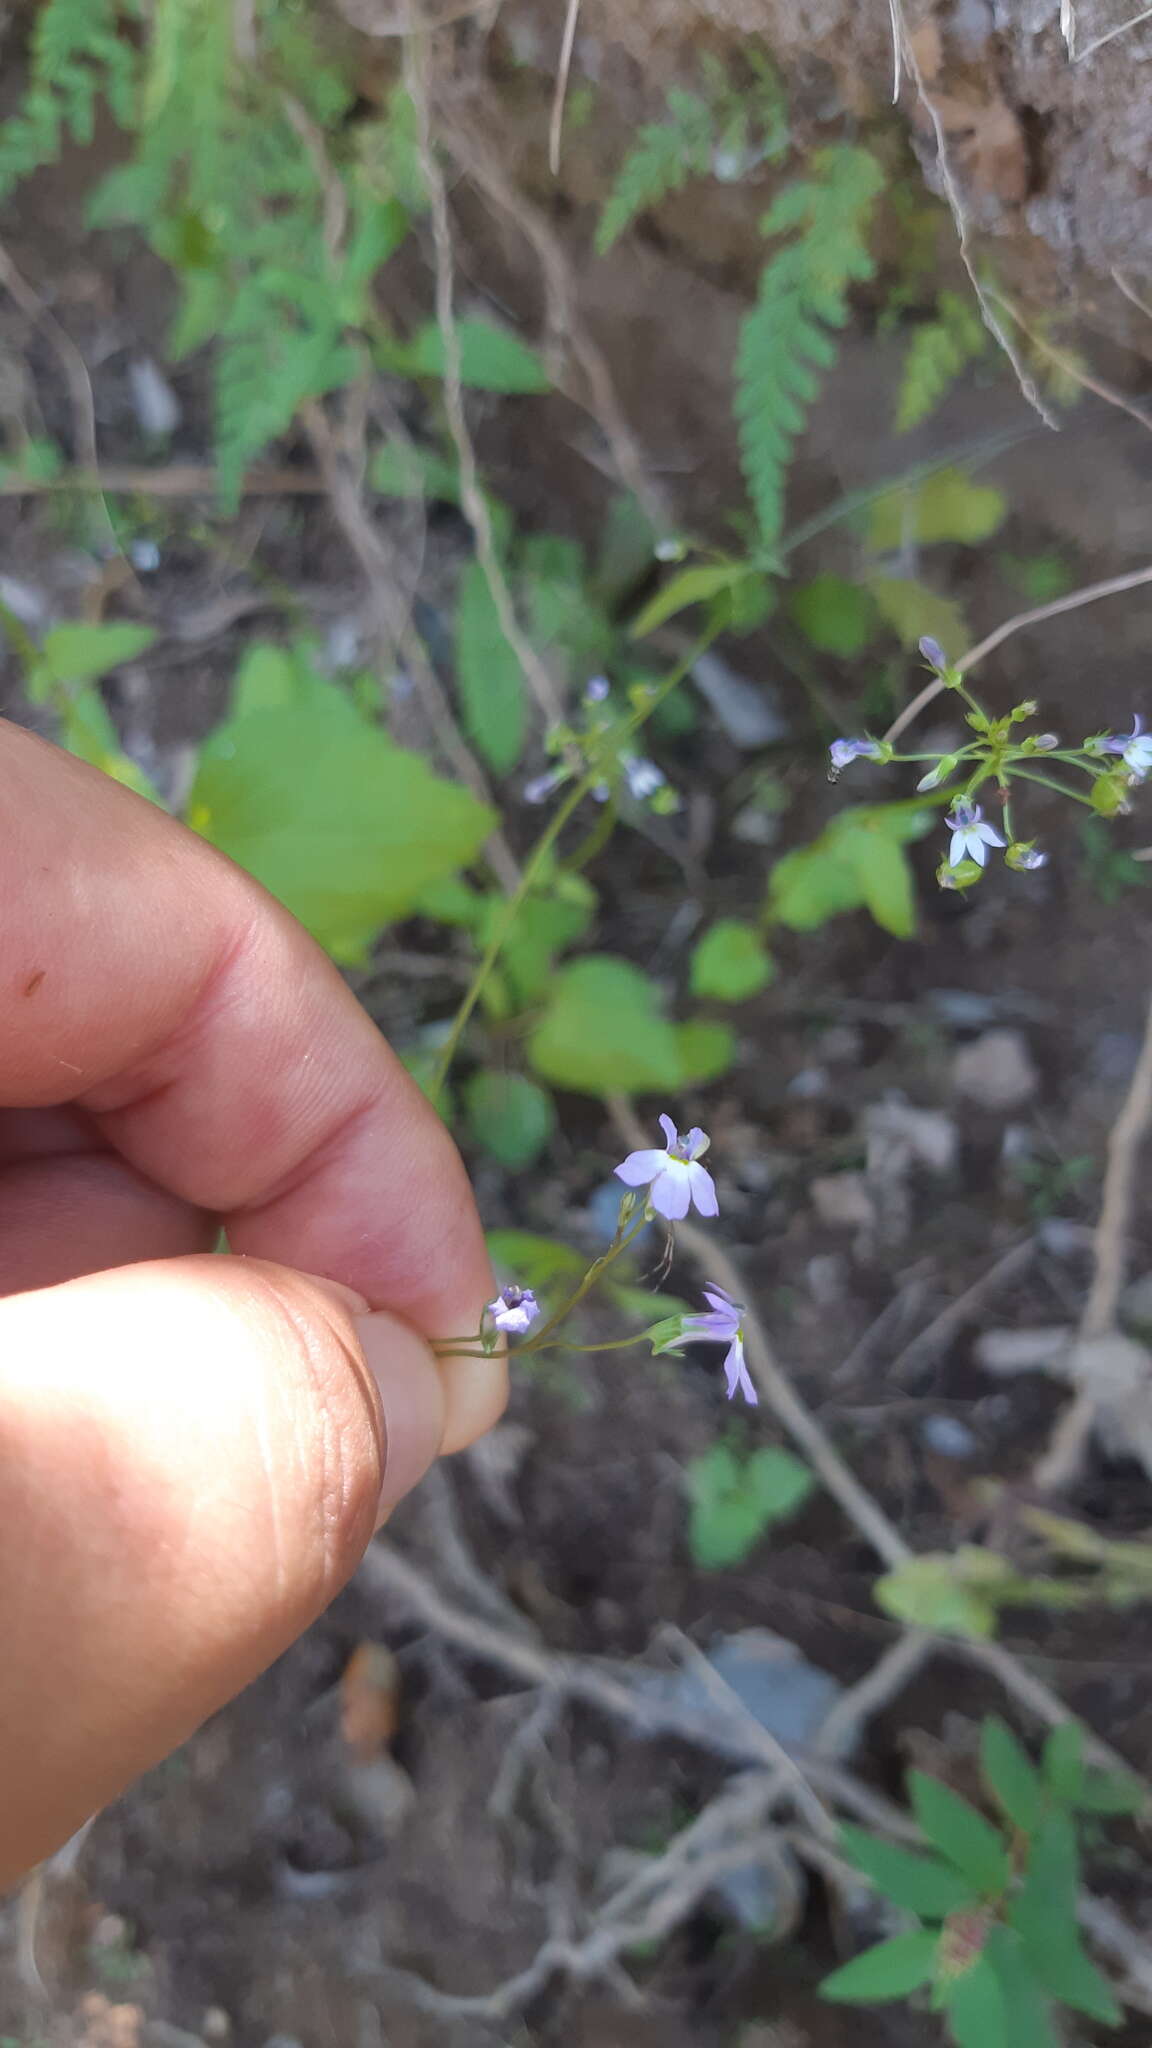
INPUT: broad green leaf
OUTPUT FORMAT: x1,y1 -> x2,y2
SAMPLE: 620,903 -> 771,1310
869,575 -> 967,661
674,1018 -> 736,1083
630,562 -> 767,638
984,1927 -> 1060,2048
464,1071 -> 556,1170
820,1929 -> 938,2004
687,1444 -> 814,1570
370,436 -> 459,502
854,823 -> 916,938
690,919 -> 774,1002
768,803 -> 931,939
767,838 -> 865,931
482,887 -> 595,1008
1042,1723 -> 1085,1803
59,688 -> 163,804
486,1228 -> 583,1292
188,685 -> 494,963
455,558 -> 527,774
979,1719 -> 1043,1836
866,466 -> 1006,550
528,955 -> 683,1096
399,317 -> 550,393
943,1954 -> 1008,2048
608,1282 -> 690,1324
874,1553 -> 1000,1639
28,621 -> 156,700
787,573 -> 876,656
908,1773 -> 1010,1895
838,1825 -> 973,1918
1009,1813 -> 1120,2023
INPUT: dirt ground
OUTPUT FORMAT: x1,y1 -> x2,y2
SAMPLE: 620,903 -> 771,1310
4,13 -> 1152,2047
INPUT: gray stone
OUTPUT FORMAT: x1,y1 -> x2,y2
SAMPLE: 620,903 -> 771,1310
953,1029 -> 1039,1112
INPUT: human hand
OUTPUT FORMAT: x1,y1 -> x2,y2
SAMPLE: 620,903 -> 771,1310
0,719 -> 505,1887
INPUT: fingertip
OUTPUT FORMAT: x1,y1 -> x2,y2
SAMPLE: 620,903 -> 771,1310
353,1310 -> 447,1521
435,1347 -> 510,1456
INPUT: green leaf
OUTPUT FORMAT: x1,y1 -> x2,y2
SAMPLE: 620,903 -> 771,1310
868,576 -> 967,661
873,1552 -> 1000,1639
943,1954 -> 1008,2048
866,466 -> 1006,550
820,1930 -> 939,2004
528,955 -> 683,1096
630,562 -> 763,638
1042,1722 -> 1084,1803
855,823 -> 916,938
1009,1813 -> 1121,2024
787,573 -> 876,656
674,1018 -> 736,1083
455,558 -> 527,774
984,1928 -> 1061,2048
27,621 -> 156,699
838,1826 -> 973,1918
690,919 -> 774,1002
486,1228 -> 583,1292
1073,1767 -> 1146,1816
907,1773 -> 1011,1895
370,435 -> 459,502
399,316 -> 549,393
464,1071 -> 556,1171
481,886 -> 595,1008
596,87 -> 714,253
979,1719 -> 1043,1837
188,681 -> 495,963
686,1444 -> 814,1570
768,803 -> 931,940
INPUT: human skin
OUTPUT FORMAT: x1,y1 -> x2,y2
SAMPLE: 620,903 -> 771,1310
0,718 -> 506,1887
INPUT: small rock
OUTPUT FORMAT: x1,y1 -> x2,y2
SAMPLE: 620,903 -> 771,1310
691,649 -> 789,748
866,1097 -> 957,1174
919,1414 -> 978,1459
953,1029 -> 1039,1112
1066,1333 -> 1152,1479
128,356 -> 181,438
974,1326 -> 1074,1376
786,1066 -> 829,1098
810,1171 -> 876,1231
806,1252 -> 848,1306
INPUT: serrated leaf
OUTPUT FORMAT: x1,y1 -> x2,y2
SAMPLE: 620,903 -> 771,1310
690,919 -> 774,1002
943,1954 -> 1008,2048
787,573 -> 876,656
868,575 -> 967,661
838,1826 -> 973,1918
188,682 -> 494,963
28,621 -> 156,699
400,316 -> 549,393
866,466 -> 1006,550
464,1071 -> 555,1170
908,1773 -> 1011,1895
687,1444 -> 814,1570
630,562 -> 757,638
820,1929 -> 939,2004
979,1719 -> 1043,1836
528,955 -> 682,1096
455,558 -> 527,774
674,1018 -> 736,1083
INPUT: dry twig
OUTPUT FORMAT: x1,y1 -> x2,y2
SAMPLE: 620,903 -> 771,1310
1035,986 -> 1152,1490
549,0 -> 583,174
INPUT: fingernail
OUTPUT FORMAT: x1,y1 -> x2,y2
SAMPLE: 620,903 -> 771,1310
354,1311 -> 446,1526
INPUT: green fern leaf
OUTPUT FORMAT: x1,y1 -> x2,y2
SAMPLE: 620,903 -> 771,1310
0,0 -> 136,202
896,289 -> 986,431
735,147 -> 884,551
596,88 -> 714,253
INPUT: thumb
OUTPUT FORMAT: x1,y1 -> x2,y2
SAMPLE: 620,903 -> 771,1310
0,1254 -> 446,1886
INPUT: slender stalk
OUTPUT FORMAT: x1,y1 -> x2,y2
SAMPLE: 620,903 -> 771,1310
520,1212 -> 652,1352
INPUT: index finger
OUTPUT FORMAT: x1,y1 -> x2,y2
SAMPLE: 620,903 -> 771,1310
1,720 -> 495,1350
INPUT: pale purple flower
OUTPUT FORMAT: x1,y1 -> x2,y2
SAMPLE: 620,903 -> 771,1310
1102,716 -> 1152,781
523,768 -> 567,805
918,636 -> 947,671
623,755 -> 666,801
584,675 -> 611,703
681,1284 -> 757,1405
1006,841 -> 1048,872
614,1114 -> 719,1221
829,737 -> 884,772
946,798 -> 1006,868
487,1284 -> 539,1336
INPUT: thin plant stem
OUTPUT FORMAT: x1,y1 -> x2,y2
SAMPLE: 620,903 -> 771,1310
520,1213 -> 651,1352
1009,766 -> 1097,806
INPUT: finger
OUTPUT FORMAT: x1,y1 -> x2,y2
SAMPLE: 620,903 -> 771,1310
0,1154 -> 212,1292
0,1254 -> 445,1886
0,722 -> 504,1451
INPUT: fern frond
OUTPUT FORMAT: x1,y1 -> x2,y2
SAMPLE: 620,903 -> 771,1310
895,289 -> 986,431
735,146 -> 884,552
596,89 -> 713,254
0,0 -> 137,202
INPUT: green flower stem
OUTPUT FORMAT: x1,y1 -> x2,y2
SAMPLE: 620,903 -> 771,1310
1010,766 -> 1097,807
428,639 -> 709,1104
519,1211 -> 653,1353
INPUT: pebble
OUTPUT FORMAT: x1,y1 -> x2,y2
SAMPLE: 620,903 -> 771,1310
952,1028 -> 1039,1112
810,1171 -> 876,1231
919,1414 -> 978,1459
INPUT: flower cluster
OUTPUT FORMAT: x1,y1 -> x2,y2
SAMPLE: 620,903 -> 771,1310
828,638 -> 1149,891
463,1114 -> 757,1407
523,676 -> 678,816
